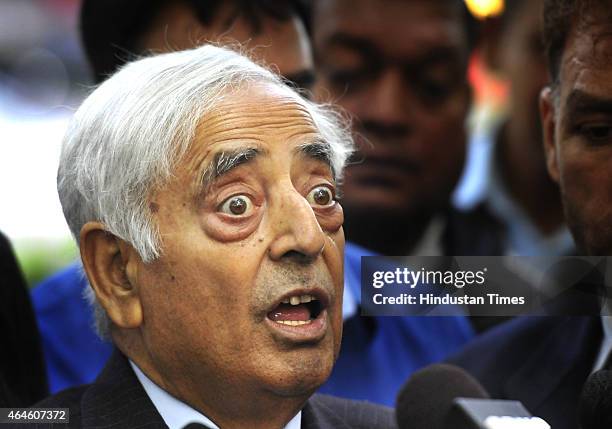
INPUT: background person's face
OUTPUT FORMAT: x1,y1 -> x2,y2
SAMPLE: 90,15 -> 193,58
314,0 -> 470,218
133,85 -> 344,416
140,2 -> 315,90
542,7 -> 612,255
499,0 -> 548,168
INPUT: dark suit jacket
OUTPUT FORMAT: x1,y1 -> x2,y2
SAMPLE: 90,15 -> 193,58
0,231 -> 48,407
23,350 -> 396,429
447,316 -> 602,429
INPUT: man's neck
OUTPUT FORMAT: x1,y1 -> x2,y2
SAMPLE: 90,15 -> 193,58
115,336 -> 307,429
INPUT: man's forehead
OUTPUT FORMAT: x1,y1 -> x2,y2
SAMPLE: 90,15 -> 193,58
562,12 -> 612,81
316,0 -> 466,55
177,86 -> 323,177
198,86 -> 316,141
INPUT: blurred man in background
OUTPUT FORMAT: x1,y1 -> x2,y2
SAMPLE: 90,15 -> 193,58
449,1 -> 612,427
457,0 -> 573,257
82,0 -> 315,91
314,0 -> 493,257
312,0 -> 489,404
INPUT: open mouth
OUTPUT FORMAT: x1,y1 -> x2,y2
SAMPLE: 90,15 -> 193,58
267,294 -> 323,326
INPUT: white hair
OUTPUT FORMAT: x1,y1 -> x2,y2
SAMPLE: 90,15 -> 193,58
58,44 -> 353,337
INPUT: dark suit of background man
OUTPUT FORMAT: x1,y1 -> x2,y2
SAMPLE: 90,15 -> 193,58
26,43 -> 395,429
448,1 -> 612,428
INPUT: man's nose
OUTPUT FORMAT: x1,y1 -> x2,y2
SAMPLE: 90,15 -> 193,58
268,187 -> 326,263
360,67 -> 413,125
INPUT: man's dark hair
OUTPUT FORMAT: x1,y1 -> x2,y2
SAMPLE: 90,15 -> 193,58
542,0 -> 612,83
542,0 -> 581,83
80,0 -> 311,83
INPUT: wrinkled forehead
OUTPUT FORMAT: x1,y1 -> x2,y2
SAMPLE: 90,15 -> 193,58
199,83 -> 316,141
172,82 -> 323,179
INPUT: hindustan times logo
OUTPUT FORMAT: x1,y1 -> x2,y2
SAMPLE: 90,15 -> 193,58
372,267 -> 487,289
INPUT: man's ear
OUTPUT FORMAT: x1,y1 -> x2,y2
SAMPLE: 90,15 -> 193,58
79,222 -> 143,330
540,86 -> 560,183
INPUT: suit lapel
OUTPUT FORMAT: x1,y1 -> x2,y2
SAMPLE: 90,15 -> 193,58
301,395 -> 353,429
80,349 -> 167,428
503,316 -> 602,414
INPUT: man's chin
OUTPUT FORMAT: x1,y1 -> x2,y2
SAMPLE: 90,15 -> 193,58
263,351 -> 335,398
565,209 -> 612,256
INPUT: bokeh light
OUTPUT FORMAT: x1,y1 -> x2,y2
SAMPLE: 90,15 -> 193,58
465,0 -> 505,19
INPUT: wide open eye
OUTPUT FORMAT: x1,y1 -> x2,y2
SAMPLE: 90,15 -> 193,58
306,186 -> 335,207
218,195 -> 254,216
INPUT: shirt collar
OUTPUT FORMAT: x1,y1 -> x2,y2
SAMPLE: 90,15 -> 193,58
409,216 -> 445,257
130,360 -> 302,429
457,127 -> 574,256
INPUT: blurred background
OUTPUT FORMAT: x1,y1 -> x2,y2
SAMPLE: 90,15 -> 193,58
0,0 -> 508,286
1,0 -> 91,285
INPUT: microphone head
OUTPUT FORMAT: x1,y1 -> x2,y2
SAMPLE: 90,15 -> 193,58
396,363 -> 489,429
579,369 -> 612,429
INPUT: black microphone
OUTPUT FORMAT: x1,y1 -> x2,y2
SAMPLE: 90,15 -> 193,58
579,369 -> 612,429
396,363 -> 550,429
182,423 -> 212,429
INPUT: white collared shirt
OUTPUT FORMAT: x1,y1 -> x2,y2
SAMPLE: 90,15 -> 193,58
130,361 -> 302,429
593,316 -> 612,372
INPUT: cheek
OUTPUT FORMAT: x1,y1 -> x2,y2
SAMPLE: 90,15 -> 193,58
141,235 -> 266,321
419,116 -> 466,177
139,250 -> 268,368
323,227 -> 345,318
414,95 -> 468,155
325,227 -> 345,280
559,148 -> 612,220
559,146 -> 597,193
316,204 -> 344,233
201,211 -> 263,242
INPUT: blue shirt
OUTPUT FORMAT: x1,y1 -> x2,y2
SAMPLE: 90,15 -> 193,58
32,242 -> 474,406
31,263 -> 112,392
318,242 -> 474,406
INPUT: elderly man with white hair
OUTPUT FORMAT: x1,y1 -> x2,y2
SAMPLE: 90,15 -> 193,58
27,45 -> 395,429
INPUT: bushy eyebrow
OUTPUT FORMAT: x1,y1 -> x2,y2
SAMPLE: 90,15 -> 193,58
200,147 -> 261,190
296,138 -> 335,178
198,138 -> 334,191
565,89 -> 612,119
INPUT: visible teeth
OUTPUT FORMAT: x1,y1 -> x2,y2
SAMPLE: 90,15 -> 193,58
282,294 -> 318,306
275,320 -> 313,326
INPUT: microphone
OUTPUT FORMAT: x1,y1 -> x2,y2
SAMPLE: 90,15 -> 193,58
579,369 -> 612,429
396,363 -> 550,429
